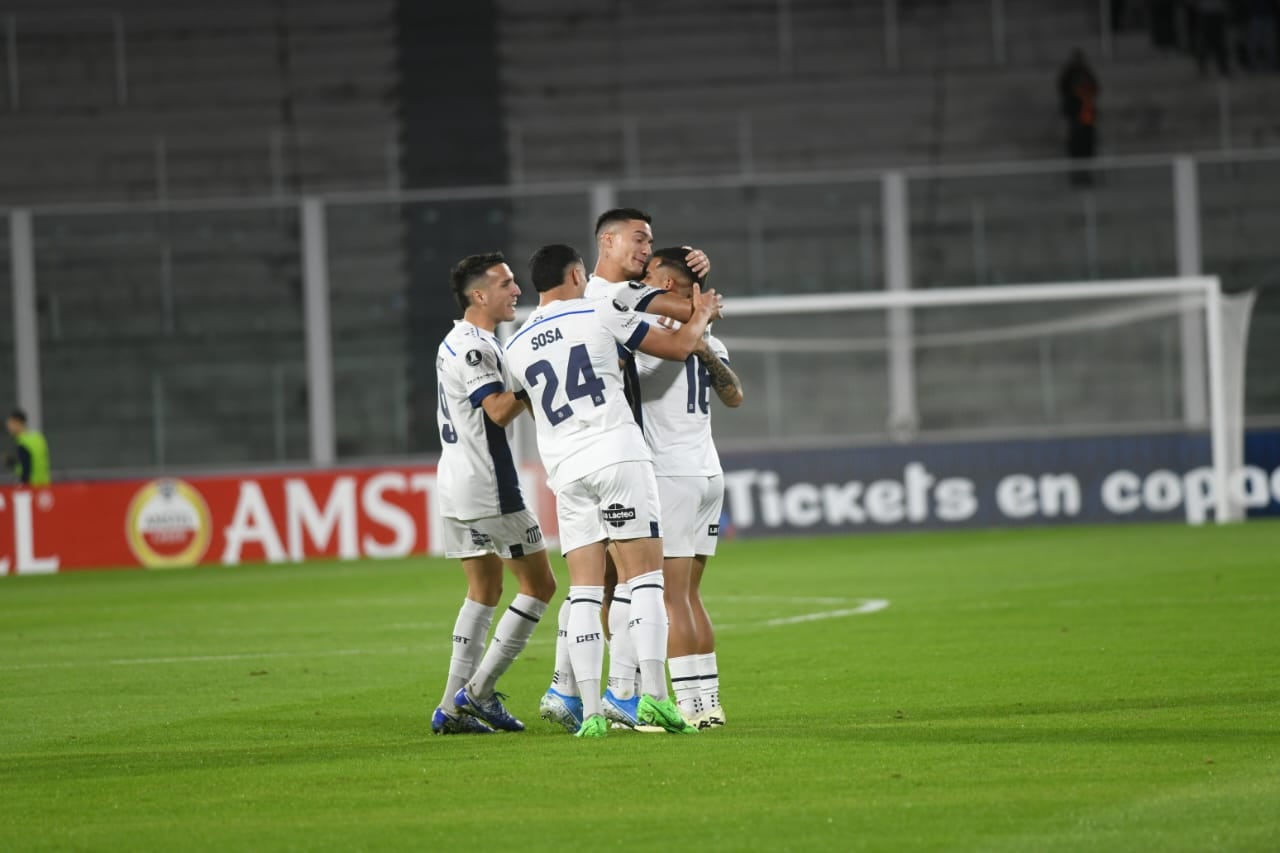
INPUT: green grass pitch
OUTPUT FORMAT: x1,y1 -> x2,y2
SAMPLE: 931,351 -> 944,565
2,522 -> 1278,851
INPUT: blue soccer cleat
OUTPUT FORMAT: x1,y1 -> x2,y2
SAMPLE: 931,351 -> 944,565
431,705 -> 495,735
454,686 -> 525,732
601,689 -> 640,728
539,688 -> 584,733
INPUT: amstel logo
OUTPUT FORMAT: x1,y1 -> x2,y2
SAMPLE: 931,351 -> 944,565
125,479 -> 212,569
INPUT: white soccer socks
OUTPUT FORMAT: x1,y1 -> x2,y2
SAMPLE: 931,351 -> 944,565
606,581 -> 638,699
550,596 -> 579,697
468,593 -> 547,698
568,585 -> 606,720
669,655 -> 704,718
627,570 -> 670,701
698,651 -> 721,713
441,598 -> 495,711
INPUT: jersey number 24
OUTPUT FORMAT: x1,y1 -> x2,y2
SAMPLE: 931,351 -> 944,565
524,344 -> 606,427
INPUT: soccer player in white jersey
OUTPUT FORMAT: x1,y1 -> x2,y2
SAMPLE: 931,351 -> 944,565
584,206 -> 711,313
541,207 -> 717,731
634,248 -> 744,729
431,252 -> 558,735
505,243 -> 718,738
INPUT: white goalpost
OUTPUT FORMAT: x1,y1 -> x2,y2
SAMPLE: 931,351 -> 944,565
716,275 -> 1241,525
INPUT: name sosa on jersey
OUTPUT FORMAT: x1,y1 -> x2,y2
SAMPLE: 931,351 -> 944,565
530,328 -> 563,350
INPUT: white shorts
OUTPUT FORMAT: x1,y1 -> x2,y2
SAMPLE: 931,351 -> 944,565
657,474 -> 724,558
556,460 -> 662,555
441,508 -> 547,560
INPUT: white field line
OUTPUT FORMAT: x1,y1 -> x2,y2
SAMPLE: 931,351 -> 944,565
763,598 -> 891,626
714,595 -> 855,605
0,597 -> 890,671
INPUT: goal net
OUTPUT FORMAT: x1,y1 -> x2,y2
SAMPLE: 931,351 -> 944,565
506,276 -> 1255,528
709,276 -> 1252,524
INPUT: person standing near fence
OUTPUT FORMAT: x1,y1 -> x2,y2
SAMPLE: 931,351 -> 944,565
1196,0 -> 1232,73
1057,50 -> 1100,186
5,409 -> 51,486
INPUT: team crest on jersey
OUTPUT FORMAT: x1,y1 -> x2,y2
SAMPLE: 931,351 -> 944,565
465,349 -> 483,366
602,503 -> 638,528
612,299 -> 629,312
525,526 -> 543,545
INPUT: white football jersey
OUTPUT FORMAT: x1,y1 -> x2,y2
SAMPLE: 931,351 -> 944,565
634,329 -> 729,477
504,296 -> 654,491
435,320 -> 526,520
586,274 -> 664,310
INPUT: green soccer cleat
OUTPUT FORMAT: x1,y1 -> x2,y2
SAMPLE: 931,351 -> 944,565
638,695 -> 699,734
575,713 -> 609,738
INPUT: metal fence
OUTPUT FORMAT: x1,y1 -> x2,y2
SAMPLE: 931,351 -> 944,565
5,147 -> 1280,475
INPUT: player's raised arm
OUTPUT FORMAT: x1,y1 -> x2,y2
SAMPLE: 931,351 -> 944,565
632,283 -> 718,362
695,339 -> 744,408
641,288 -> 724,323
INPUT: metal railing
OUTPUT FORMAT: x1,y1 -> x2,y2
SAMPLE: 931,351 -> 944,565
4,146 -> 1280,474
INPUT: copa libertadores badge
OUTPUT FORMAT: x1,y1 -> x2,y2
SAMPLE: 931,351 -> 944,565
125,479 -> 213,569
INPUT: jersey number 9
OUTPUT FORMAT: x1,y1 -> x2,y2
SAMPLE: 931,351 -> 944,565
438,385 -> 458,444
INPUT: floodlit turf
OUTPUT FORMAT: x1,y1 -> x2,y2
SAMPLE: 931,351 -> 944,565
2,523 -> 1279,852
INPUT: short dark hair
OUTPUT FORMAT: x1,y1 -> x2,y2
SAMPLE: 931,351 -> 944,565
529,244 -> 583,292
594,207 -> 652,238
449,252 -> 506,312
648,246 -> 701,285
8,408 -> 27,424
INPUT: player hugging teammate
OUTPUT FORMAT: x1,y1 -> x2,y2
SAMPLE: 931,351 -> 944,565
432,209 -> 744,738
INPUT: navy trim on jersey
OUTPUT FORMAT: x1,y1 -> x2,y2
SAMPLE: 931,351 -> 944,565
483,413 -> 525,514
634,289 -> 661,312
443,341 -> 456,356
721,357 -> 731,366
505,308 -> 596,348
622,319 -> 651,353
622,354 -> 644,430
468,381 -> 504,409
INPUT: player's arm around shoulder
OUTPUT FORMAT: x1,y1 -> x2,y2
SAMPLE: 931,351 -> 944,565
697,335 -> 744,408
609,279 -> 723,324
479,390 -> 531,427
462,338 -> 528,427
632,283 -> 720,363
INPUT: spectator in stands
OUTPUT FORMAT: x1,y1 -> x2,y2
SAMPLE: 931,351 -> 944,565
1245,0 -> 1277,69
1196,0 -> 1232,73
1151,0 -> 1179,47
1058,50 -> 1100,186
5,409 -> 51,486
1113,0 -> 1129,30
1182,0 -> 1203,53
